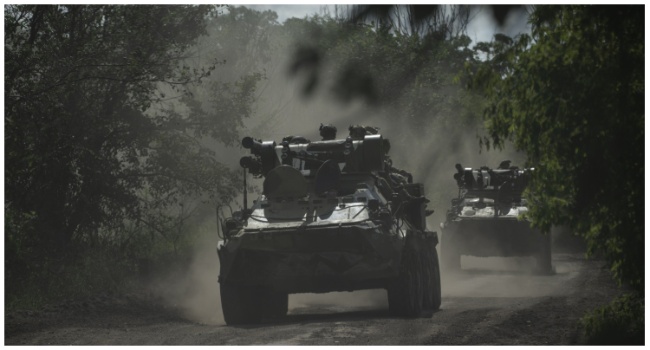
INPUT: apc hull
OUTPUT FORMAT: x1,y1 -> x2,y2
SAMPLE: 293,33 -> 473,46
442,217 -> 552,273
218,223 -> 402,294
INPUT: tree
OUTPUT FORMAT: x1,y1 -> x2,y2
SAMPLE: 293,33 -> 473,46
466,5 -> 644,294
4,5 -> 258,264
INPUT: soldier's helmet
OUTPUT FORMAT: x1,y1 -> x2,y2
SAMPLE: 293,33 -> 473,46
349,124 -> 378,140
319,123 -> 337,140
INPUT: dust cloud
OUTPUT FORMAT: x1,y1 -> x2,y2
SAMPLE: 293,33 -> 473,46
440,253 -> 576,300
146,226 -> 225,325
437,226 -> 585,301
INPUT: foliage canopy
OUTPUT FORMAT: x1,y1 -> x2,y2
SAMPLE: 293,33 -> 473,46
4,5 -> 261,296
466,5 -> 644,293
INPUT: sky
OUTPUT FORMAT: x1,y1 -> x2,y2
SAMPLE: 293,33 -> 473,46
245,4 -> 532,44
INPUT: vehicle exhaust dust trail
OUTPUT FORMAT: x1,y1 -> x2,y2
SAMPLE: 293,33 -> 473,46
173,239 -> 225,325
146,228 -> 225,325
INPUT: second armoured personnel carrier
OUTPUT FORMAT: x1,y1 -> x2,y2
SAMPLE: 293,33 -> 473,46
217,125 -> 441,325
440,161 -> 552,273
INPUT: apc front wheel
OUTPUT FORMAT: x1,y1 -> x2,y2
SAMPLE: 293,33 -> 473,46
220,284 -> 259,325
388,245 -> 424,317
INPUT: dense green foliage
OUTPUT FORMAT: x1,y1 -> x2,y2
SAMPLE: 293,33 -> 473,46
5,5 -> 260,307
465,5 -> 644,343
467,4 -> 644,294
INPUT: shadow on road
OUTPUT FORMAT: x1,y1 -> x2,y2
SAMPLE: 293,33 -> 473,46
225,306 -> 444,329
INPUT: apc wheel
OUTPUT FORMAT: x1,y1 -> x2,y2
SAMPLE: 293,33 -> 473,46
221,284 -> 287,325
262,290 -> 288,319
220,284 -> 259,325
423,246 -> 442,311
441,231 -> 461,272
388,245 -> 424,318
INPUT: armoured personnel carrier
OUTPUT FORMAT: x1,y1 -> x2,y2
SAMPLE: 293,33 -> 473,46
440,161 -> 552,273
217,125 -> 441,325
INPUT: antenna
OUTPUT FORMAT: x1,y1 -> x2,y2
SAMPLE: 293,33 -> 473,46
242,167 -> 248,219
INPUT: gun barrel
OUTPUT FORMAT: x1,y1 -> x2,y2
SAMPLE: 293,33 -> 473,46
242,136 -> 260,150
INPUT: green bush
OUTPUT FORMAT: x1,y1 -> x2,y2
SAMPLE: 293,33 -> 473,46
581,293 -> 644,345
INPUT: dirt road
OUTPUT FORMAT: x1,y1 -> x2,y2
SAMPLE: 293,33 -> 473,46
5,253 -> 622,345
